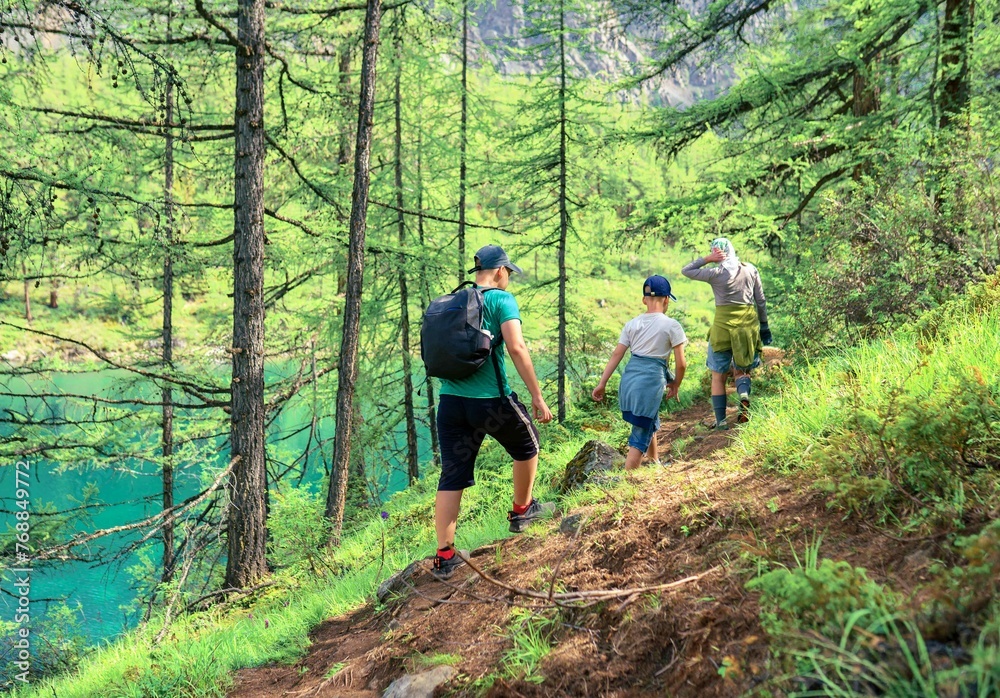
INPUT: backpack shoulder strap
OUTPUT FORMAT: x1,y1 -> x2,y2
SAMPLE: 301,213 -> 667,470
479,287 -> 507,397
477,288 -> 503,343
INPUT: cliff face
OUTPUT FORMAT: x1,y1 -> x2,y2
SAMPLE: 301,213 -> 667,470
469,0 -> 735,107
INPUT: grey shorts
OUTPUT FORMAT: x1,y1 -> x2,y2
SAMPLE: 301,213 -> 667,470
706,342 -> 761,373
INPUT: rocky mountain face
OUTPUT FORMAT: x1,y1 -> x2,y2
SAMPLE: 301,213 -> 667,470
469,0 -> 735,107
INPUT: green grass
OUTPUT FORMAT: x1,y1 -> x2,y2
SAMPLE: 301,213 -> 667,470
412,652 -> 463,668
498,608 -> 558,685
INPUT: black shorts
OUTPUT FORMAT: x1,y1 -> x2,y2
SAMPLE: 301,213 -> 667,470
436,391 -> 540,491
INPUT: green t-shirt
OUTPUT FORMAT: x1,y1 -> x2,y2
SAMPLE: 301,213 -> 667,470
439,287 -> 521,398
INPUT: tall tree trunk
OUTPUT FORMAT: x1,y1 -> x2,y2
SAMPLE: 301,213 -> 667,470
325,0 -> 383,539
226,0 -> 268,590
935,0 -> 973,223
939,0 -> 974,128
161,1 -> 176,585
457,0 -> 468,284
556,0 -> 568,423
394,25 -> 420,485
416,97 -> 440,468
22,260 -> 32,322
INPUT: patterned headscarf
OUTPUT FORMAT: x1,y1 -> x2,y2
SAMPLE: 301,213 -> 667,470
710,237 -> 741,273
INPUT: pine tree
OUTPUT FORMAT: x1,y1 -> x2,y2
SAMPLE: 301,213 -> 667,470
503,0 -> 600,422
326,0 -> 384,540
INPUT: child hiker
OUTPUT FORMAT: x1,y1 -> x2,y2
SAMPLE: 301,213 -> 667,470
591,275 -> 687,469
681,237 -> 771,430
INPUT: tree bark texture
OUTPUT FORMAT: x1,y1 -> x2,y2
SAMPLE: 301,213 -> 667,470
939,0 -> 974,128
226,0 -> 268,589
416,120 -> 440,468
22,260 -> 32,322
851,60 -> 881,181
325,0 -> 382,538
48,261 -> 59,309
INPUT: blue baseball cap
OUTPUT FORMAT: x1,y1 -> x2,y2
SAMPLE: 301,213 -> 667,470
467,244 -> 524,274
643,275 -> 676,300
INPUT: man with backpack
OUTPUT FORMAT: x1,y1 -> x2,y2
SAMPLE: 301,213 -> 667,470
423,244 -> 555,580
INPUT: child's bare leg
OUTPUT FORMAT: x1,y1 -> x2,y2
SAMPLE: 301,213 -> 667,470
625,446 -> 643,470
645,434 -> 659,462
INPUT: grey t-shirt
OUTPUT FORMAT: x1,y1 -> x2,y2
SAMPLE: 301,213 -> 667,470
618,313 -> 687,360
681,258 -> 769,325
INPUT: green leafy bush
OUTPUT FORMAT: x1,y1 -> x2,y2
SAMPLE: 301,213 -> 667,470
748,556 -> 892,637
0,603 -> 88,692
772,132 -> 1000,352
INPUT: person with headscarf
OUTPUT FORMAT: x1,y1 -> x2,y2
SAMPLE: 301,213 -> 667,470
681,238 -> 772,429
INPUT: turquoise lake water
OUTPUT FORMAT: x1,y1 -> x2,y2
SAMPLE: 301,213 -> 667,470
0,368 -> 423,646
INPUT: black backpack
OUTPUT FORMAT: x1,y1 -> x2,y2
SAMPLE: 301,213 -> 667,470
420,282 -> 505,394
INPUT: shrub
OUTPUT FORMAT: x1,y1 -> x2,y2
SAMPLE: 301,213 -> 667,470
772,132 -> 999,353
267,487 -> 331,572
747,537 -> 893,638
0,603 -> 88,691
740,274 -> 1000,525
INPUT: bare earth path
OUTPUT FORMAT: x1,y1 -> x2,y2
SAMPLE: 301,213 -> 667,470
228,354 -> 941,697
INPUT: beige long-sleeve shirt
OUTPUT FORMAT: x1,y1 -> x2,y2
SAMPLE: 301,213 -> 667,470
681,257 -> 769,325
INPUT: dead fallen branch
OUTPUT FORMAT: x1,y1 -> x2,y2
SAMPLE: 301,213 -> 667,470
454,550 -> 721,608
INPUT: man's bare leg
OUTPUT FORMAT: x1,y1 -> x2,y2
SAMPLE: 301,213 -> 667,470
512,454 -> 538,507
435,490 -> 463,549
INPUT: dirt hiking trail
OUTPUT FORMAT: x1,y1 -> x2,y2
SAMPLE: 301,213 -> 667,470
229,351 -> 942,697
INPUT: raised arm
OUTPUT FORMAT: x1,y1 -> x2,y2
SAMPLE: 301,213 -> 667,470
501,318 -> 553,423
681,252 -> 724,282
592,344 -> 628,401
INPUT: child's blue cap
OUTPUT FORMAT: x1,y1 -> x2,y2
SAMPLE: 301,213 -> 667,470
643,275 -> 676,300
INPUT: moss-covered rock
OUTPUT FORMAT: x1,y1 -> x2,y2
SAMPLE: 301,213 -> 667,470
560,440 -> 624,493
